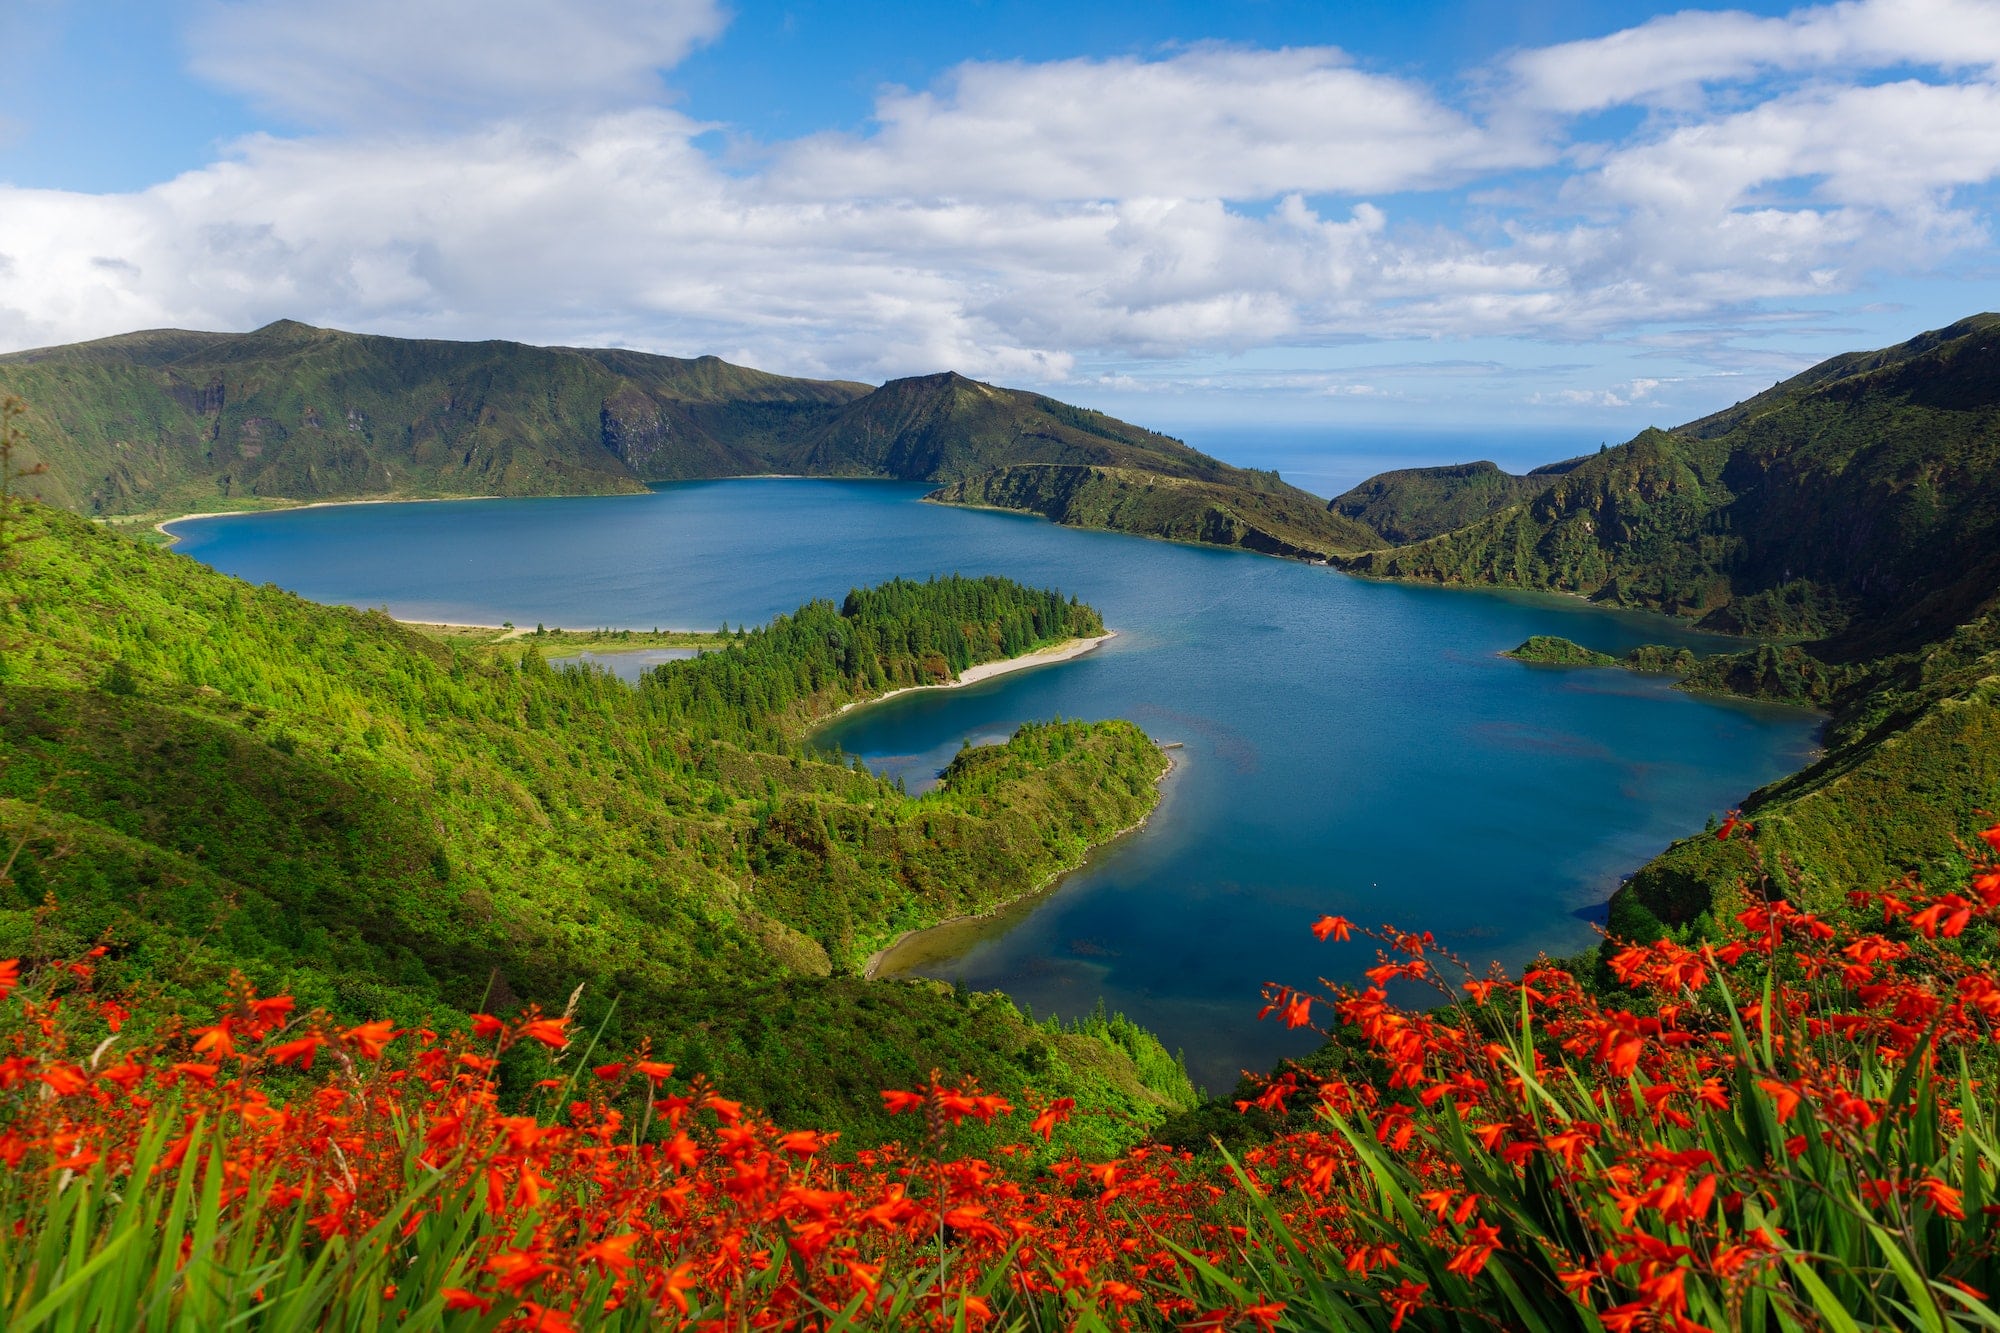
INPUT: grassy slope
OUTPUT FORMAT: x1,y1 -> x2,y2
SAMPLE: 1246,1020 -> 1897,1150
1348,315 -> 2000,938
927,462 -> 1386,559
1327,457 -> 1587,545
0,321 -> 870,513
0,503 -> 1193,1148
1343,315 -> 2000,645
1611,595 -> 2000,937
0,323 -> 1300,530
0,321 -> 1378,562
792,373 -> 1256,486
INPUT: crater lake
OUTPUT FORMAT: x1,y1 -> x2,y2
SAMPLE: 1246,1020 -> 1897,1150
167,480 -> 1821,1091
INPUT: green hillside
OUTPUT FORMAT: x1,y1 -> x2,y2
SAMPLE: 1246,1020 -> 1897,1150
0,497 -> 1193,1150
0,322 -> 1328,565
1337,316 -> 2000,944
1342,314 -> 2000,648
928,462 -> 1387,558
0,321 -> 871,513
788,371 -> 1246,484
1328,456 -> 1587,544
1610,593 -> 2000,942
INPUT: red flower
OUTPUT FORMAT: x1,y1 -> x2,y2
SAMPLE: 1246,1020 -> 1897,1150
1311,915 -> 1353,941
578,1232 -> 639,1272
39,1063 -> 91,1096
341,1021 -> 397,1060
519,1017 -> 570,1050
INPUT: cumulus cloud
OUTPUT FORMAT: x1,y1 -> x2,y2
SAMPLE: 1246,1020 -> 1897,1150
0,0 -> 1996,395
1507,0 -> 2000,113
774,47 -> 1541,202
1535,378 -> 1669,408
186,0 -> 728,127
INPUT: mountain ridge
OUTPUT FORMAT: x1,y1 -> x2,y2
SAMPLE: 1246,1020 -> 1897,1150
0,321 -> 1334,559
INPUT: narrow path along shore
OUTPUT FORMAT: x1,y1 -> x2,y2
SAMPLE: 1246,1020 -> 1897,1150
831,631 -> 1117,719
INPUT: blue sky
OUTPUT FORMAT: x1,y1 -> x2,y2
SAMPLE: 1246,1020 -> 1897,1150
3,0 -> 1998,459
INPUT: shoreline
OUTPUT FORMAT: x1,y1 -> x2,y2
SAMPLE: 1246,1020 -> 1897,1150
862,747 -> 1177,980
153,492 -> 514,544
147,478 -> 913,545
828,632 -> 1116,721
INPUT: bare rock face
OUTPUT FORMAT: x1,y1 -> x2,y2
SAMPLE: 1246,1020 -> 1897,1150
599,388 -> 673,471
164,373 -> 225,416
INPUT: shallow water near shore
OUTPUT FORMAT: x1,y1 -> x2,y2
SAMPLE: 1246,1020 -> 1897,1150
170,480 -> 1821,1093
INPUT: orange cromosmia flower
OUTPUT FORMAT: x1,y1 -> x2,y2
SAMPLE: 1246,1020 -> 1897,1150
246,994 -> 296,1027
97,1058 -> 145,1090
1311,915 -> 1353,942
1029,1097 -> 1075,1140
470,1013 -> 506,1040
634,1059 -> 675,1084
780,1130 -> 834,1157
341,1021 -> 397,1060
579,1232 -> 640,1272
881,1089 -> 925,1114
1758,1079 -> 1803,1124
514,1302 -> 576,1333
658,1262 -> 697,1315
520,1017 -> 570,1049
1916,1175 -> 1966,1220
190,1023 -> 237,1059
592,1062 -> 626,1081
1384,1280 -> 1428,1330
53,1142 -> 100,1170
1280,994 -> 1313,1029
442,1289 -> 493,1314
484,1248 -> 555,1293
0,958 -> 18,999
39,1063 -> 91,1096
266,1034 -> 326,1069
1240,1301 -> 1287,1333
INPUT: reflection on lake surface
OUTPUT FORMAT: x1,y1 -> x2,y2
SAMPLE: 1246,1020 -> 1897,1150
546,647 -> 700,683
171,481 -> 1821,1091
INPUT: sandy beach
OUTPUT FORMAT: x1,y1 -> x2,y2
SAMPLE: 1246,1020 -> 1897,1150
152,493 -> 512,544
830,631 -> 1116,719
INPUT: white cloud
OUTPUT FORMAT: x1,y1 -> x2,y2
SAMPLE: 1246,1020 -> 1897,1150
775,47 -> 1541,202
1508,0 -> 2000,113
187,0 -> 728,127
1535,378 -> 1668,408
0,1 -> 1996,398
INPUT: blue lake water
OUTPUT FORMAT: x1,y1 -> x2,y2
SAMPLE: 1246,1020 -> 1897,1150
169,482 -> 1821,1092
546,647 -> 701,682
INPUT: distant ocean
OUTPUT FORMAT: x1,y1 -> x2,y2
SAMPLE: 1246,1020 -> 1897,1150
1170,426 -> 1621,500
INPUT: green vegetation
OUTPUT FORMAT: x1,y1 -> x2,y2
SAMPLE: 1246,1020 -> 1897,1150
1612,602 -> 2000,942
929,461 -> 1384,559
1329,457 -> 1586,545
643,575 -> 1102,743
2,322 -> 1309,568
1342,314 -> 2000,648
0,500 -> 1191,1148
1343,315 -> 2000,948
411,624 -> 729,662
1502,635 -> 1619,667
1502,636 -> 1699,673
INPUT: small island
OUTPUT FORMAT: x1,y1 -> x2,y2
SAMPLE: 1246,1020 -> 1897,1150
1502,635 -> 1621,667
1504,635 -> 1704,674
